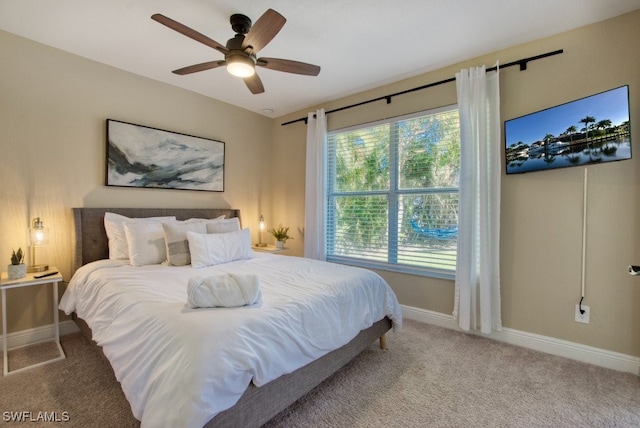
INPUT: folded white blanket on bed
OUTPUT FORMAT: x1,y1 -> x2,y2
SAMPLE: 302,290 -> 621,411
187,273 -> 261,308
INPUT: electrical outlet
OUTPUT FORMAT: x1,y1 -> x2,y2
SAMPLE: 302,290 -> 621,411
575,304 -> 590,324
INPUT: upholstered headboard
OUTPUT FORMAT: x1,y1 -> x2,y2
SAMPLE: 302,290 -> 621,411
72,207 -> 241,273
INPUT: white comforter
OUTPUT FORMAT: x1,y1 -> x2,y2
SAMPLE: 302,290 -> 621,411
59,253 -> 402,427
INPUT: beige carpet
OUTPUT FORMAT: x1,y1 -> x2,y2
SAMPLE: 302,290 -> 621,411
1,319 -> 638,427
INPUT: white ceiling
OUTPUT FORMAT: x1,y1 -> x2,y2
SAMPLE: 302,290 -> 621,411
2,0 -> 639,117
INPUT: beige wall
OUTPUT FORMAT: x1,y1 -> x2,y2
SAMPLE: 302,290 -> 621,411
0,30 -> 273,332
2,10 -> 639,359
273,10 -> 640,357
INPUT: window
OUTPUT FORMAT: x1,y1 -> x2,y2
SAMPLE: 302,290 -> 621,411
326,106 -> 460,278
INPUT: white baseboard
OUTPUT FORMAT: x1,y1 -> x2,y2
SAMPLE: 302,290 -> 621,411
401,305 -> 640,376
4,311 -> 639,377
2,320 -> 79,350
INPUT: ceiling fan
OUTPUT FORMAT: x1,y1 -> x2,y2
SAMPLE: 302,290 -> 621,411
151,9 -> 321,94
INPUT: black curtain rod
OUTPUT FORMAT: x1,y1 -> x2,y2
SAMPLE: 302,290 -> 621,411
280,49 -> 563,126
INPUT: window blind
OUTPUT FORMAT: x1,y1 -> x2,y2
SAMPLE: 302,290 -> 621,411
326,106 -> 460,277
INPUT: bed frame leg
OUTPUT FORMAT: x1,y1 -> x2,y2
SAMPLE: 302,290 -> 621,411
379,334 -> 387,350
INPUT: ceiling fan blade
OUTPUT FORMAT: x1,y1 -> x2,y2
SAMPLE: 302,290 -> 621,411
242,9 -> 286,53
257,57 -> 321,76
244,73 -> 265,94
172,60 -> 226,75
151,14 -> 228,55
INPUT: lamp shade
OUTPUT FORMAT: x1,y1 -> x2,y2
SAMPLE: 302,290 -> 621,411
30,217 -> 49,246
256,214 -> 267,247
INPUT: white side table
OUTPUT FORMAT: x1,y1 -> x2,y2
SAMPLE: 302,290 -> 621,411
1,267 -> 66,376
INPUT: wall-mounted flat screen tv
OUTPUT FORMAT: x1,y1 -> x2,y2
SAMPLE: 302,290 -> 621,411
505,85 -> 631,174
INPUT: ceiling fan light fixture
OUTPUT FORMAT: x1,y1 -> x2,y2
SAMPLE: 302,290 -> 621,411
226,54 -> 255,78
153,9 -> 320,94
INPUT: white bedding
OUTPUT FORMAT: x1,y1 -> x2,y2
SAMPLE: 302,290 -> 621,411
59,253 -> 402,427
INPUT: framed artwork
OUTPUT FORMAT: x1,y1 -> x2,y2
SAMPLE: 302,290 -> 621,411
106,119 -> 225,192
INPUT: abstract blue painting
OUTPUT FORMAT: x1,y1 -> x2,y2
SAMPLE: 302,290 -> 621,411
106,120 -> 224,191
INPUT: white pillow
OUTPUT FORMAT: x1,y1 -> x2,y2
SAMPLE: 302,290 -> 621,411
161,216 -> 226,266
205,217 -> 241,234
187,228 -> 252,268
104,213 -> 175,260
181,215 -> 226,224
163,221 -> 207,266
124,221 -> 168,266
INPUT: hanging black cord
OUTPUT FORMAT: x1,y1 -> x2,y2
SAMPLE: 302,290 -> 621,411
280,49 -> 563,126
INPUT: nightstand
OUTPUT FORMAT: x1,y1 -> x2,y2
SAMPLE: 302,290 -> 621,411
1,267 -> 66,376
252,245 -> 289,254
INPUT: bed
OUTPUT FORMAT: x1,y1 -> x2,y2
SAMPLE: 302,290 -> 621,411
61,207 -> 402,427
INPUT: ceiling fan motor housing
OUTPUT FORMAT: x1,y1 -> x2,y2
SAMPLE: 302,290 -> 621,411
226,50 -> 256,66
226,33 -> 246,50
225,33 -> 256,77
225,34 -> 256,62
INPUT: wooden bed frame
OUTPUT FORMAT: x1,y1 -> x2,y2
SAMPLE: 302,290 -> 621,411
71,207 -> 392,428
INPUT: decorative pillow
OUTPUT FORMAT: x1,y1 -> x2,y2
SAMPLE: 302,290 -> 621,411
205,217 -> 241,234
182,215 -> 226,223
124,221 -> 169,266
162,221 -> 207,266
104,213 -> 175,260
187,228 -> 252,268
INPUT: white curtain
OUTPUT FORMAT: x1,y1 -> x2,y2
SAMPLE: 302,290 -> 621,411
453,65 -> 502,334
304,109 -> 327,260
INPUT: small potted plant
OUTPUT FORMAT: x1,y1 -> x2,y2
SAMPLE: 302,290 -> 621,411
8,248 -> 27,280
267,224 -> 293,249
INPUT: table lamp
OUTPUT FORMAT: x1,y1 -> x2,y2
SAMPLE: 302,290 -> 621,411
28,217 -> 49,272
256,215 -> 267,247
